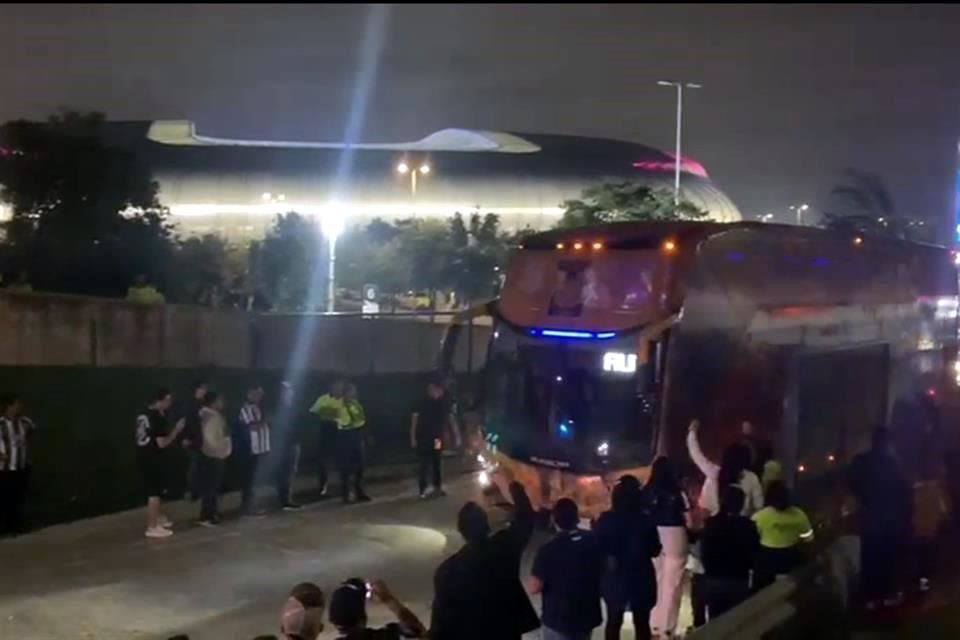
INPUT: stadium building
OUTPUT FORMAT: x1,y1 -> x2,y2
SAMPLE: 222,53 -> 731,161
20,120 -> 745,240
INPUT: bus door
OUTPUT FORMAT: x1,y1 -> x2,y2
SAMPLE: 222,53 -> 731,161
783,343 -> 889,487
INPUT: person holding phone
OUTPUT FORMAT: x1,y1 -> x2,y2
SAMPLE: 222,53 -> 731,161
410,377 -> 453,499
328,578 -> 427,639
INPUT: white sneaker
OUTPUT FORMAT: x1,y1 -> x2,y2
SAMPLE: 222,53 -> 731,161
145,526 -> 173,539
158,516 -> 173,529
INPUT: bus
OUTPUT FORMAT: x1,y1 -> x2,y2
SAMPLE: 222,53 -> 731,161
440,221 -> 959,516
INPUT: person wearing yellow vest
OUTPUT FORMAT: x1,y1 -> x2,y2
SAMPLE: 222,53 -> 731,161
309,381 -> 348,498
126,274 -> 166,305
337,383 -> 370,504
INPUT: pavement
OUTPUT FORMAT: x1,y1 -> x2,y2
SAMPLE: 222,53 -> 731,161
0,457 -> 685,640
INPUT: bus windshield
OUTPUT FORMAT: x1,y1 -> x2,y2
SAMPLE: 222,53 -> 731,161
484,321 -> 659,469
498,249 -> 668,332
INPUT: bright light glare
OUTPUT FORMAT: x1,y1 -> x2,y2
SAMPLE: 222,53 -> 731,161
396,162 -> 410,174
419,164 -> 431,174
277,194 -> 286,201
597,441 -> 610,457
592,242 -> 603,250
478,470 -> 491,487
261,192 -> 272,201
663,240 -> 677,252
321,208 -> 346,240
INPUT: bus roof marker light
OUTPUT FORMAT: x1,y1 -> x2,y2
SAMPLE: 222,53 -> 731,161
663,239 -> 677,253
556,242 -> 565,250
592,241 -> 604,250
573,242 -> 584,250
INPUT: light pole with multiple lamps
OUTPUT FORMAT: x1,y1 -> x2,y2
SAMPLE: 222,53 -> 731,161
790,203 -> 810,226
396,161 -> 431,195
657,80 -> 701,207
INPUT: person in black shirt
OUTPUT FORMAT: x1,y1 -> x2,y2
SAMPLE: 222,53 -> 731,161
701,486 -> 760,620
410,379 -> 453,498
595,475 -> 661,640
848,426 -> 912,609
328,578 -> 427,639
431,482 -> 540,640
528,498 -> 605,640
137,388 -> 184,539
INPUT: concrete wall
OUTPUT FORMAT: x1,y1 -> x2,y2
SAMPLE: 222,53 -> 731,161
0,292 -> 489,373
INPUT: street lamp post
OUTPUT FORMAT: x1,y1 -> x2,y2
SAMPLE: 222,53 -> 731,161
657,80 -> 701,207
321,209 -> 345,313
789,203 -> 810,226
396,161 -> 431,195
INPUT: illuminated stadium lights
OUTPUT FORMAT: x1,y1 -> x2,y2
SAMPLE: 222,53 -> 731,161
419,164 -> 431,174
396,162 -> 410,174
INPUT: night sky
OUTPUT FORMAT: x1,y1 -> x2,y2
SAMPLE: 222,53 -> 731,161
3,4 -> 960,235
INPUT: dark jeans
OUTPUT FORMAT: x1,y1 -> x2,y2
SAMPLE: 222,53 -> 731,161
337,430 -> 366,499
317,422 -> 337,491
0,469 -> 29,535
704,576 -> 750,620
914,536 -> 936,581
754,546 -> 804,591
605,603 -> 652,640
186,448 -> 200,500
417,448 -> 442,494
690,573 -> 708,627
861,532 -> 902,602
276,444 -> 300,504
197,456 -> 225,521
238,453 -> 262,511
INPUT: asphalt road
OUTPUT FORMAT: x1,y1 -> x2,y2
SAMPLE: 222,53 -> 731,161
0,469 -> 677,639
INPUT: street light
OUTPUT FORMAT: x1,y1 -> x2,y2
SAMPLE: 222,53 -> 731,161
320,208 -> 346,313
657,80 -> 702,208
397,161 -> 431,195
789,203 -> 810,226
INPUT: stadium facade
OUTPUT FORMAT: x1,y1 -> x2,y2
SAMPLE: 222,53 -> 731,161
9,120 -> 744,240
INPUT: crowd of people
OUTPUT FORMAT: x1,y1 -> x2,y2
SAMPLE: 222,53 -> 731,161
4,374 -> 955,638
134,375 -> 462,539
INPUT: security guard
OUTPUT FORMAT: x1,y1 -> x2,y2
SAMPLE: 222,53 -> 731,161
338,383 -> 370,504
309,381 -> 348,497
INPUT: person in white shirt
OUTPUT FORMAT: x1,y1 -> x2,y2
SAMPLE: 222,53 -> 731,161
687,420 -> 763,516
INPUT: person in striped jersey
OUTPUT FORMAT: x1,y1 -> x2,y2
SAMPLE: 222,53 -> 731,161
0,394 -> 36,536
235,384 -> 272,517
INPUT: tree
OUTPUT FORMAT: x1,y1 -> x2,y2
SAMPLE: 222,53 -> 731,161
0,110 -> 175,296
258,212 -> 325,311
169,234 -> 231,305
823,169 -> 931,241
556,180 -> 708,229
445,213 -> 505,303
